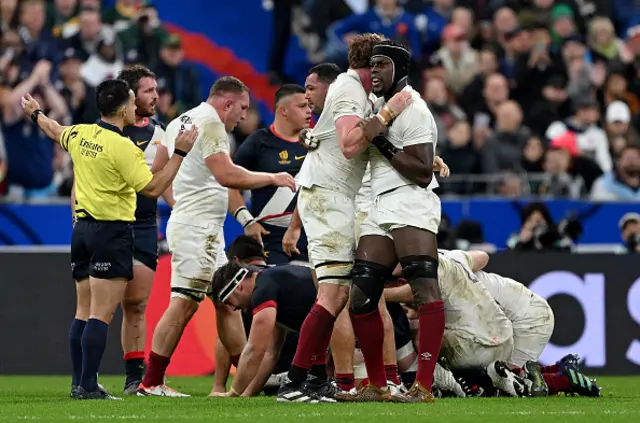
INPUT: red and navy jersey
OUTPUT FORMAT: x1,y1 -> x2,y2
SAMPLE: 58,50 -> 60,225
122,117 -> 166,222
233,125 -> 308,227
250,265 -> 316,332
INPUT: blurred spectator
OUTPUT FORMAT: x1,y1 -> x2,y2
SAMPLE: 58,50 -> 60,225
327,0 -> 421,67
19,0 -> 59,66
525,74 -> 571,135
303,0 -> 359,46
507,201 -> 573,251
118,4 -> 168,69
435,23 -> 478,95
103,0 -> 138,31
1,0 -> 19,32
451,6 -> 474,40
496,171 -> 524,197
500,26 -> 531,85
422,52 -> 445,83
56,46 -> 99,124
468,72 -> 509,149
617,212 -> 640,254
521,134 -> 545,173
0,130 -> 6,195
63,6 -> 112,61
80,33 -> 124,86
230,106 -> 264,151
46,0 -> 79,37
459,46 -> 497,113
547,130 -> 603,191
418,0 -> 453,56
539,145 -> 586,198
591,145 -> 640,201
481,100 -> 531,173
153,34 -> 200,118
549,4 -> 578,52
492,6 -> 519,49
2,59 -> 68,199
601,65 -> 640,115
587,17 -> 630,65
605,101 -> 638,159
546,96 -> 611,172
423,77 -> 465,145
439,121 -> 480,194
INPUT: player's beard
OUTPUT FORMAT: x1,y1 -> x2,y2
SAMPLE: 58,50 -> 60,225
136,103 -> 156,118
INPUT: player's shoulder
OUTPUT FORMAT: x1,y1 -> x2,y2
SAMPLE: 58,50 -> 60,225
329,71 -> 363,96
244,127 -> 273,145
149,116 -> 166,131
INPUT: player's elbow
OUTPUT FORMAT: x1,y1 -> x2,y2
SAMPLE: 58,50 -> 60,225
415,167 -> 433,188
140,181 -> 164,199
340,143 -> 359,160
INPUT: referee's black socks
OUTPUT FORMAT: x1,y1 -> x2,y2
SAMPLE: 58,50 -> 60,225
68,319 -> 87,386
79,319 -> 109,392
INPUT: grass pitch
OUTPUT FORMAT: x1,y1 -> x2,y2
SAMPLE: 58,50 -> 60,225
1,376 -> 639,422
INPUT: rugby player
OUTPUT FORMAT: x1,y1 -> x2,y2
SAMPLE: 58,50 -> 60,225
228,84 -> 311,265
342,40 -> 445,402
209,240 -> 331,400
116,65 -> 173,395
278,33 -> 414,403
21,80 -> 197,399
139,77 -> 296,397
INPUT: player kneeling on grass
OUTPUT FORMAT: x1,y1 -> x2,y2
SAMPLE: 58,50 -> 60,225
209,239 -> 334,402
441,250 -> 601,398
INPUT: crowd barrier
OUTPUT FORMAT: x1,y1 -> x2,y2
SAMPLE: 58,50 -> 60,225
0,199 -> 636,248
0,252 -> 637,376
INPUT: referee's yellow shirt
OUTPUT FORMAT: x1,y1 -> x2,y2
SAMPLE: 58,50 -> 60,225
61,121 -> 153,222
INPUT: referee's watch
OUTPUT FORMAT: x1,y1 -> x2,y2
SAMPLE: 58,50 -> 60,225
31,109 -> 43,124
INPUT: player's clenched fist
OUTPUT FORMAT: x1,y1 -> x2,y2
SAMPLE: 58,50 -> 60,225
175,125 -> 198,153
271,172 -> 296,192
298,128 -> 318,150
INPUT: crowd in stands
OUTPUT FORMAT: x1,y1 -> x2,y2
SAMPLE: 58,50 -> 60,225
0,0 -> 200,200
268,0 -> 640,200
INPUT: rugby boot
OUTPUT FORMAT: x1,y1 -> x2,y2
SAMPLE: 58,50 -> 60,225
486,360 -> 526,397
523,361 -> 549,397
405,381 -> 436,403
137,383 -> 190,397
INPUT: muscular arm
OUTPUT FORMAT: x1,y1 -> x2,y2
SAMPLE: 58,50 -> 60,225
161,185 -> 175,207
206,153 -> 275,189
336,115 -> 370,159
373,137 -> 434,188
32,111 -> 68,144
288,205 -> 302,232
139,154 -> 184,198
214,300 -> 247,357
384,285 -> 413,303
230,308 -> 277,395
211,338 -> 232,394
151,144 -> 170,173
242,326 -> 285,396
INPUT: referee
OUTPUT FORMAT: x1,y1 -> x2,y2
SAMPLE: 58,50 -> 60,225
20,80 -> 198,400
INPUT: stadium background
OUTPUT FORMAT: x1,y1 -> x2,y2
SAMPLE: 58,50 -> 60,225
0,0 -> 638,378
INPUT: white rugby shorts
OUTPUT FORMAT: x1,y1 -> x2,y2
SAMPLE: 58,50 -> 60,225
510,294 -> 555,366
441,331 -> 514,369
166,221 -> 228,302
359,186 -> 441,239
298,186 -> 356,285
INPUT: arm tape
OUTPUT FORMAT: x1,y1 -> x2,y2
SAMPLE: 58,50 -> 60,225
371,135 -> 399,161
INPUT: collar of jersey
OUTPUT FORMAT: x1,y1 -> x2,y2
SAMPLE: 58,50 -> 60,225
97,120 -> 124,135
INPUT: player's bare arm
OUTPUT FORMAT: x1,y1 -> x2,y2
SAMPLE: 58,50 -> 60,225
383,285 -> 413,303
282,205 -> 302,257
228,307 -> 277,396
151,144 -> 170,173
336,91 -> 413,159
467,250 -> 490,272
139,126 -> 198,198
242,327 -> 286,396
213,300 -> 247,357
21,94 -> 67,143
205,153 -> 296,191
210,338 -> 233,395
228,189 -> 269,243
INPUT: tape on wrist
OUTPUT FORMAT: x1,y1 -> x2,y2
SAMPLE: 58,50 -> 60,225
174,149 -> 188,158
234,207 -> 255,228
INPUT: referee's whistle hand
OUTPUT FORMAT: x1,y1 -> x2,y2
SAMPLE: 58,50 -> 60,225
272,172 -> 296,192
175,125 -> 199,153
21,94 -> 41,116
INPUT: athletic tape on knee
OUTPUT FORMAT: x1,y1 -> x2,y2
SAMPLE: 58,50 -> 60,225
396,341 -> 416,362
171,287 -> 204,303
350,260 -> 392,315
400,255 -> 438,281
315,261 -> 352,285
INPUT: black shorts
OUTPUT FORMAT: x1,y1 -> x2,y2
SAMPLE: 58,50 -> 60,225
71,219 -> 134,281
133,217 -> 158,271
262,222 -> 308,266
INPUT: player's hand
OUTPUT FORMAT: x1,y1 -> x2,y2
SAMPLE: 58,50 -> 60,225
175,125 -> 199,153
359,116 -> 386,142
21,93 -> 41,116
385,91 -> 413,116
272,172 -> 296,192
282,226 -> 301,257
245,221 -> 269,245
434,156 -> 450,178
298,128 -> 318,150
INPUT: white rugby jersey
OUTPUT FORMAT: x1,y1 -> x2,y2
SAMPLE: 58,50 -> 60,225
355,164 -> 372,214
163,102 -> 229,228
474,271 -> 534,323
297,70 -> 370,198
369,86 -> 438,197
438,252 -> 513,346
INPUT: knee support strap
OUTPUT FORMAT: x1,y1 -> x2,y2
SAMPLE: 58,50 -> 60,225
315,261 -> 353,285
400,255 -> 438,281
349,260 -> 392,315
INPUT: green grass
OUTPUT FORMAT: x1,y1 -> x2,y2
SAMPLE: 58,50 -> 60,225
0,376 -> 639,422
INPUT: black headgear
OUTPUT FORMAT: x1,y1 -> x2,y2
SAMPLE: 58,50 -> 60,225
371,43 -> 411,94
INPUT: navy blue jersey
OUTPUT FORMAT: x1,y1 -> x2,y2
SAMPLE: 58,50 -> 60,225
233,125 -> 308,227
250,265 -> 316,332
122,117 -> 166,221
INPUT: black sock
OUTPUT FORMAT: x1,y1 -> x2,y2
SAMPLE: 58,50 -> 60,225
68,319 -> 87,386
287,365 -> 309,387
125,358 -> 145,385
309,364 -> 327,383
80,318 -> 109,392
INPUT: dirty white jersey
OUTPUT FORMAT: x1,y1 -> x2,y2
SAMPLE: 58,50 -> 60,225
355,164 -> 372,214
437,251 -> 513,346
369,86 -> 438,197
163,102 -> 230,228
298,70 -> 371,198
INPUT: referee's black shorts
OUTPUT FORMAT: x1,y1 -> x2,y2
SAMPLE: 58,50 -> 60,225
133,216 -> 159,271
71,219 -> 135,281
